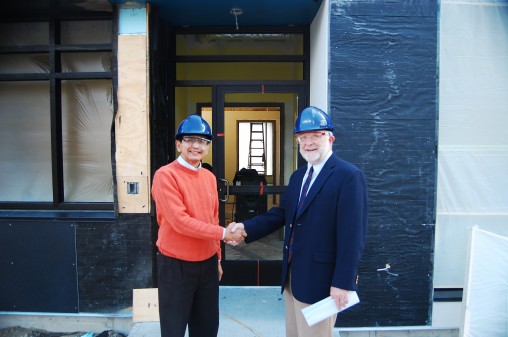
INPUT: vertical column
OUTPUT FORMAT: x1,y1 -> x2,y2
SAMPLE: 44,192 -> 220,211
116,5 -> 151,213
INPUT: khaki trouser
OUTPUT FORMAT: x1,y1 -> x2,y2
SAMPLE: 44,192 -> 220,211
284,271 -> 337,337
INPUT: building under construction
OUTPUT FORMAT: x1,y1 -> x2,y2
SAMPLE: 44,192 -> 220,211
1,0 -> 507,336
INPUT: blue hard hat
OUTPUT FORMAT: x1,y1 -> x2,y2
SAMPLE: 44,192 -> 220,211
293,106 -> 334,134
176,114 -> 213,140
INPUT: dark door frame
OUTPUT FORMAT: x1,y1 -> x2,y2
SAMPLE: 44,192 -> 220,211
213,83 -> 307,285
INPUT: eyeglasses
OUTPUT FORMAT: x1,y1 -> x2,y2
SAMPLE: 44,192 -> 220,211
295,132 -> 328,144
181,136 -> 211,146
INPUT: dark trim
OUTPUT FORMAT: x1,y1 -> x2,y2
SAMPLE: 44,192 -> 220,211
173,25 -> 308,35
229,185 -> 286,195
0,73 -> 113,81
0,202 -> 114,210
50,19 -> 64,203
175,55 -> 305,63
0,74 -> 50,81
174,80 -> 306,87
0,44 -> 112,54
0,210 -> 116,220
220,260 -> 282,286
433,288 -> 463,302
0,11 -> 112,21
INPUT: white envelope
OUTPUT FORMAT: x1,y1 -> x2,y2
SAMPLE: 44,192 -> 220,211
301,291 -> 360,326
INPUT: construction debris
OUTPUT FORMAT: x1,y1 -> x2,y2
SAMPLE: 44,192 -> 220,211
0,327 -> 126,337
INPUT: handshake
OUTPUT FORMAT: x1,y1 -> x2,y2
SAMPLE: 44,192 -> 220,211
223,222 -> 247,246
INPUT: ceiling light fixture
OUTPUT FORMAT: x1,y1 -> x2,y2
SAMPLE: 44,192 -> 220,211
230,8 -> 243,30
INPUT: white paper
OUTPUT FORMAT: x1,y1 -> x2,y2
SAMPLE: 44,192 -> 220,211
301,291 -> 360,326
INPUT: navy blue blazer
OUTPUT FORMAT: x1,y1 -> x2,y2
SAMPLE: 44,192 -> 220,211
244,153 -> 368,304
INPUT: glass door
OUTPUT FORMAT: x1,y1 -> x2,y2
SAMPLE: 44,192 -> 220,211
213,84 -> 306,285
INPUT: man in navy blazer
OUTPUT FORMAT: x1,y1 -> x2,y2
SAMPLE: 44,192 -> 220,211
229,106 -> 368,337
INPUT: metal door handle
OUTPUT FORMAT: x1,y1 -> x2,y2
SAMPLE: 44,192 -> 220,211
218,178 -> 229,202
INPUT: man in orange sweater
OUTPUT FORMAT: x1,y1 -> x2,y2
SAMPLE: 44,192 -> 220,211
152,114 -> 246,337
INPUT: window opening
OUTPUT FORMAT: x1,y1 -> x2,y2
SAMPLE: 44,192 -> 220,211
0,18 -> 113,208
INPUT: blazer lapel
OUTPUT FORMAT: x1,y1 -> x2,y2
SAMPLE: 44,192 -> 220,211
294,155 -> 337,220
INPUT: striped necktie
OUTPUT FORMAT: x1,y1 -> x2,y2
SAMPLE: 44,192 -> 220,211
297,166 -> 314,215
289,166 -> 314,263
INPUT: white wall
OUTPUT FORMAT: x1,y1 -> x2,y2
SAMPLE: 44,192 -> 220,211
309,0 -> 329,111
435,1 -> 508,289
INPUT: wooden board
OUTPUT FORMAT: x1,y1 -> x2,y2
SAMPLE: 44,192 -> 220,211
115,34 -> 151,214
133,288 -> 159,322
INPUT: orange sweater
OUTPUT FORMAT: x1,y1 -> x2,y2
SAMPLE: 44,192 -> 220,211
152,160 -> 222,261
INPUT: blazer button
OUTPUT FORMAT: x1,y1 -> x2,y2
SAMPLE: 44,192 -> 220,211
285,245 -> 288,250
290,223 -> 293,228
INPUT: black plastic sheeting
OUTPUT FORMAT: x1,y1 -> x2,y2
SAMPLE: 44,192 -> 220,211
0,215 -> 153,314
329,1 -> 438,327
0,221 -> 79,312
76,215 -> 152,312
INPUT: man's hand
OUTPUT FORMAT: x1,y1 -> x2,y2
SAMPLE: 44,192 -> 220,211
330,287 -> 349,310
224,222 -> 247,246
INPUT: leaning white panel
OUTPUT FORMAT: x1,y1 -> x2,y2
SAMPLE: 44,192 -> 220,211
460,227 -> 508,337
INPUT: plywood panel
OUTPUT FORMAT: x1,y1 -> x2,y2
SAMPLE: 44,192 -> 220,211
117,175 -> 149,213
116,34 -> 151,213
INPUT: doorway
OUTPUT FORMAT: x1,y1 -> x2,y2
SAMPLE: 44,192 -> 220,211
170,28 -> 309,285
173,84 -> 306,284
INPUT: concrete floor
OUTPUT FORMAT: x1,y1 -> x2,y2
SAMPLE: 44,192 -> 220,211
127,287 -> 459,337
129,322 -> 459,337
130,286 -> 286,337
0,286 -> 459,337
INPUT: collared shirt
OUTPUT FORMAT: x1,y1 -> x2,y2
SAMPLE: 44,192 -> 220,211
177,155 -> 202,171
299,150 -> 333,199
